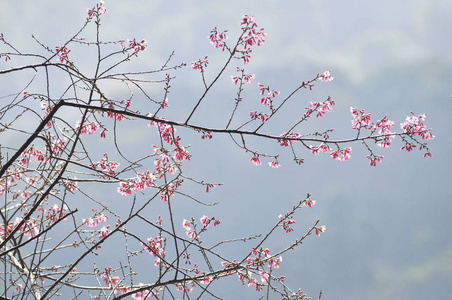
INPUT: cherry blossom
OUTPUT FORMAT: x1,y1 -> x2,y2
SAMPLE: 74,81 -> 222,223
191,56 -> 208,71
260,271 -> 270,283
305,99 -> 335,118
249,156 -> 262,166
279,214 -> 296,233
182,219 -> 191,231
268,159 -> 280,168
250,111 -> 270,123
200,215 -> 209,227
304,197 -> 316,208
319,70 -> 334,82
330,147 -> 352,161
278,132 -> 301,147
83,211 -> 108,227
141,236 -> 166,258
315,225 -> 326,236
76,120 -> 98,135
55,46 -> 71,65
208,27 -> 228,50
201,277 -> 213,284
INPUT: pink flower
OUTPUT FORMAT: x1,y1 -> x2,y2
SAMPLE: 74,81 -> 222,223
278,132 -> 300,146
260,271 -> 270,283
182,219 -> 191,231
250,156 -> 262,166
200,215 -> 209,227
367,155 -> 384,166
279,214 -> 296,233
330,147 -> 352,161
243,74 -> 255,84
267,256 -> 282,269
201,277 -> 213,284
304,198 -> 316,207
208,27 -> 228,50
319,70 -> 333,82
315,225 -> 326,236
191,56 -> 209,71
99,226 -> 110,239
186,231 -> 197,239
268,160 -> 280,168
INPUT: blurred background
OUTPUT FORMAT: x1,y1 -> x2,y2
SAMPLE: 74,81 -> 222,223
1,0 -> 451,299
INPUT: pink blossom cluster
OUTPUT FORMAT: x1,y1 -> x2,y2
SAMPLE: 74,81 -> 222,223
350,107 -> 394,152
82,210 -> 108,227
21,146 -> 47,165
249,156 -> 262,166
55,46 -> 71,65
131,286 -> 162,300
305,98 -> 335,118
120,39 -> 147,55
250,111 -> 270,123
278,132 -> 302,147
307,143 -> 351,162
235,15 -> 267,64
208,27 -> 228,51
268,159 -> 280,168
278,214 -> 296,233
39,101 -> 55,127
148,121 -> 177,145
201,131 -> 212,140
87,0 -> 107,19
117,171 -> 156,196
199,215 -> 221,227
75,120 -> 98,135
249,154 -> 280,168
350,107 -> 373,130
106,105 -> 125,121
50,138 -> 67,154
100,267 -> 120,287
304,197 -> 316,208
201,276 -> 213,285
177,284 -> 193,294
401,113 -> 435,141
182,219 -> 197,239
205,183 -> 216,193
282,288 -> 305,300
141,236 -> 166,263
330,147 -> 352,161
173,146 -> 192,162
248,247 -> 283,269
98,225 -> 110,239
207,15 -> 266,64
91,153 -> 120,178
153,153 -> 177,177
159,98 -> 169,109
191,56 -> 208,71
319,70 -> 334,82
309,143 -> 331,156
258,83 -> 280,109
60,178 -> 78,192
240,15 -> 267,48
159,179 -> 183,201
121,98 -> 132,107
315,225 -> 326,236
367,154 -> 384,166
231,67 -> 255,85
237,271 -> 259,289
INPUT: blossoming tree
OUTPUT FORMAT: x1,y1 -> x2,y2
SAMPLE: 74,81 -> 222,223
0,1 -> 434,299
